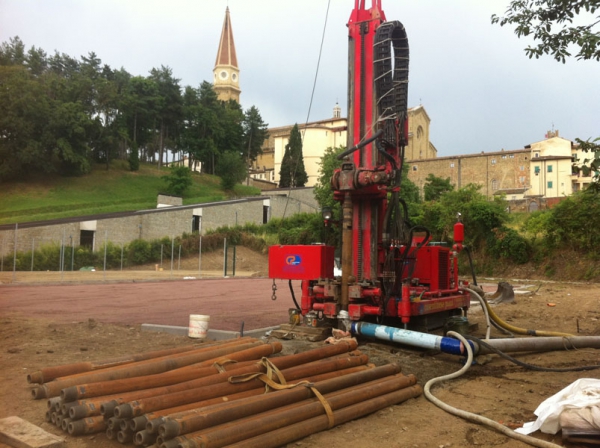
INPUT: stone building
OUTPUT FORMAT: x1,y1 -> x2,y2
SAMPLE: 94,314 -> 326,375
406,130 -> 595,208
254,105 -> 437,187
407,148 -> 531,199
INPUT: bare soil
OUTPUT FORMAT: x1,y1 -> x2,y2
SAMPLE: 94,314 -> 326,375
1,248 -> 600,448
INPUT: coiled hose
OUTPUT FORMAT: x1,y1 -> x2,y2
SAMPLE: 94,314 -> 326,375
424,331 -> 563,448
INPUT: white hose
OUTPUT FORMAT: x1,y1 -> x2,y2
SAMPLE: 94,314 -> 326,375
424,331 -> 563,448
461,287 -> 491,341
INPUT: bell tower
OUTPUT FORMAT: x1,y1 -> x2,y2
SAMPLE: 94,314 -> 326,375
213,7 -> 241,102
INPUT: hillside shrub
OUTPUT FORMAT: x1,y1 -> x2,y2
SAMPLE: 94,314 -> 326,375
487,227 -> 531,264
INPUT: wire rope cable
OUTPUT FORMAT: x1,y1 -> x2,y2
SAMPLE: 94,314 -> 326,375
281,0 -> 331,220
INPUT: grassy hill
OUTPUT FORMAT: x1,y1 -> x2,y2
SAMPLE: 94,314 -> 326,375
0,161 -> 260,225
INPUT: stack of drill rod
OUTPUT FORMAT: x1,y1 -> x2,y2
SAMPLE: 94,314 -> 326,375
28,336 -> 422,447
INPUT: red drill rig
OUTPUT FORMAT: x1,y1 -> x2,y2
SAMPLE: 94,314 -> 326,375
269,0 -> 470,332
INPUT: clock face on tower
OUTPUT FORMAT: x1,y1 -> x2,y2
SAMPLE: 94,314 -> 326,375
220,70 -> 228,80
232,73 -> 237,82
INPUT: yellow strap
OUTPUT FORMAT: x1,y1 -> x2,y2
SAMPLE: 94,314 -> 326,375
228,358 -> 335,427
307,385 -> 335,429
228,357 -> 311,393
212,359 -> 238,373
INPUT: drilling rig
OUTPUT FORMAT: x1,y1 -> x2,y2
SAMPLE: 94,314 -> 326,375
269,0 -> 471,333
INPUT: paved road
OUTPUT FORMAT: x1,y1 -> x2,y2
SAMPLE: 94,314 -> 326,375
0,277 -> 301,331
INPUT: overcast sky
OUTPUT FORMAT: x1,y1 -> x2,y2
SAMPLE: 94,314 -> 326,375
1,0 -> 598,157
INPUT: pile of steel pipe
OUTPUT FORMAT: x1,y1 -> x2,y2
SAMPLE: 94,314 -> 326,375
30,337 -> 422,447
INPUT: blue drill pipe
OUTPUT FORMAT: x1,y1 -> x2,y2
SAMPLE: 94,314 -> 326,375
351,321 -> 476,356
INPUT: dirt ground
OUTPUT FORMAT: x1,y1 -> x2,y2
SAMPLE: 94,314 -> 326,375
1,248 -> 600,448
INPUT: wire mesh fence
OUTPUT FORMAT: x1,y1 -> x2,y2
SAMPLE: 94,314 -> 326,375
0,231 -> 242,284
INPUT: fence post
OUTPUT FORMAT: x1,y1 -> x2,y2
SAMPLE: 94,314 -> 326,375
120,243 -> 124,271
160,244 -> 164,268
103,230 -> 108,281
31,237 -> 35,271
170,237 -> 174,278
178,245 -> 181,270
61,228 -> 66,282
232,245 -> 236,277
70,236 -> 74,271
198,236 -> 202,276
223,238 -> 228,277
12,223 -> 18,282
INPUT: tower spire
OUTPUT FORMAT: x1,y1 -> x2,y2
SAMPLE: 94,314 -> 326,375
213,7 -> 241,102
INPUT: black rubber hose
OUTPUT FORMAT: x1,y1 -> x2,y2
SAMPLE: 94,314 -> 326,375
289,279 -> 300,310
337,130 -> 383,160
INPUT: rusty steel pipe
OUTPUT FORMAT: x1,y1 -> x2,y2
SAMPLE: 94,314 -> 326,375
60,401 -> 77,416
223,385 -> 424,448
60,343 -> 277,402
107,417 -> 123,430
54,413 -> 63,428
145,364 -> 375,434
105,427 -> 116,440
68,416 -> 107,436
115,354 -> 369,419
27,343 -> 209,384
160,364 -> 403,440
176,374 -> 417,448
29,341 -> 240,385
103,344 -> 357,420
69,392 -> 148,419
134,429 -> 158,446
341,193 -> 353,311
82,341 -> 356,412
46,396 -> 61,410
117,429 -> 135,444
35,340 -> 266,399
60,417 -> 72,432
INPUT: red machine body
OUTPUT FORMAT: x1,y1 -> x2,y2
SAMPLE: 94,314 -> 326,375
268,245 -> 334,281
269,0 -> 470,331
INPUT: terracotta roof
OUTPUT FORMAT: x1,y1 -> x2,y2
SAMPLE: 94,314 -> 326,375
215,7 -> 238,68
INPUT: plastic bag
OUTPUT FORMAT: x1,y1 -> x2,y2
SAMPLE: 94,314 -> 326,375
516,378 -> 600,435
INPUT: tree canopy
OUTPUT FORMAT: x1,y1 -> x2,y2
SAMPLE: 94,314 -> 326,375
0,36 -> 268,186
423,173 -> 454,201
279,124 -> 308,188
492,0 -> 600,62
492,1 -> 600,191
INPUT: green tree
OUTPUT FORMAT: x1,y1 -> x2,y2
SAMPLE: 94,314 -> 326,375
423,173 -> 454,201
492,1 -> 600,62
162,165 -> 192,196
492,1 -> 600,190
215,151 -> 247,190
417,184 -> 509,248
242,106 -> 269,164
399,161 -> 421,219
128,141 -> 140,171
149,66 -> 183,168
314,145 -> 345,212
546,188 -> 600,251
279,124 -> 308,188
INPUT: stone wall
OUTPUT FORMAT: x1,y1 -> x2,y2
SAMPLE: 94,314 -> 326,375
0,191 -> 319,257
407,149 -> 531,198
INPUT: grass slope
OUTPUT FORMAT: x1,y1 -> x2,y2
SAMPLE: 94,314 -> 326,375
0,161 -> 259,225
